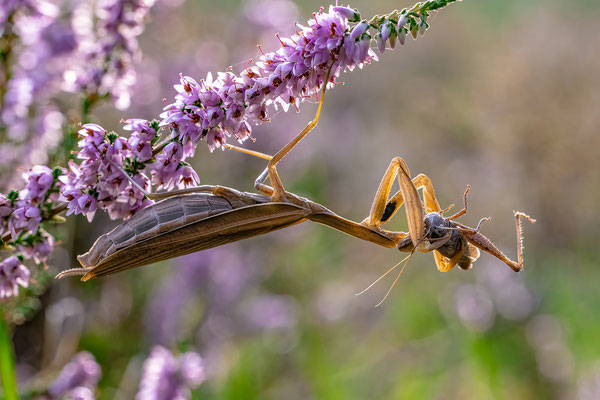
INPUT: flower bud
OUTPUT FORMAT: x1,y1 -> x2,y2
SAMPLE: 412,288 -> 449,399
398,28 -> 407,45
381,19 -> 392,41
333,6 -> 361,22
388,31 -> 397,49
411,24 -> 419,39
397,13 -> 409,30
419,20 -> 428,36
350,20 -> 370,41
376,33 -> 386,54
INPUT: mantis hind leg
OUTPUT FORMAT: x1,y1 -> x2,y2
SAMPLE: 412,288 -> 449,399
224,144 -> 275,196
264,67 -> 333,202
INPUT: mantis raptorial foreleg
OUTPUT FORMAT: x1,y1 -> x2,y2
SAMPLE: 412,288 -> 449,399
361,158 -> 440,247
378,173 -> 443,225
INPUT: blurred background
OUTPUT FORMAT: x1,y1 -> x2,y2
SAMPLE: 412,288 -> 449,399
4,0 -> 600,398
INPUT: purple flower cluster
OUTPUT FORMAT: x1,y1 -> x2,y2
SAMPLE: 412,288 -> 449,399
58,121 -> 201,221
0,256 -> 29,298
160,5 -> 379,152
4,107 -> 65,189
0,1 -> 73,180
1,0 -> 158,188
137,346 -> 205,400
64,0 -> 156,110
0,0 -> 57,36
48,351 -> 102,399
59,123 -> 152,221
0,0 -> 159,190
0,165 -> 61,279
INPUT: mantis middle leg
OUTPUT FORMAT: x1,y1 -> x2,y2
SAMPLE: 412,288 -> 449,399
227,67 -> 334,201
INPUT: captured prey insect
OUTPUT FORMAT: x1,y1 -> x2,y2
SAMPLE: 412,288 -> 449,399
56,71 -> 535,283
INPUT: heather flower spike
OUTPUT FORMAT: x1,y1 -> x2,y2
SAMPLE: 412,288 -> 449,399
0,0 -> 459,297
48,352 -> 102,398
136,346 -> 205,399
0,257 -> 30,299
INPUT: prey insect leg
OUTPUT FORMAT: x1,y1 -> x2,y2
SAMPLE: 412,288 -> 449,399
446,185 -> 471,221
512,211 -> 537,272
461,211 -> 536,272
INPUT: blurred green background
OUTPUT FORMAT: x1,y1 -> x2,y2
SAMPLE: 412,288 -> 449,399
12,0 -> 600,398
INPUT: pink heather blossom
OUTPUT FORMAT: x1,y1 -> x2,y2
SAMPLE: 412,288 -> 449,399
397,13 -> 409,30
48,352 -> 102,398
150,141 -> 183,189
179,352 -> 206,387
57,120 -> 198,220
62,0 -> 156,109
59,123 -> 153,221
349,20 -> 369,40
9,203 -> 41,240
123,118 -> 157,162
0,164 -> 60,268
0,194 -> 12,218
0,256 -> 30,298
136,346 -> 206,400
381,19 -> 392,41
20,165 -> 54,203
17,233 -> 55,264
159,6 -> 380,152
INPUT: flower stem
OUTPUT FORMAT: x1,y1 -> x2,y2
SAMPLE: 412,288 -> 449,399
368,0 -> 458,26
0,311 -> 18,400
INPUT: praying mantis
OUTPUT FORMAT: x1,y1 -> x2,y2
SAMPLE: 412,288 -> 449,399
56,70 -> 535,286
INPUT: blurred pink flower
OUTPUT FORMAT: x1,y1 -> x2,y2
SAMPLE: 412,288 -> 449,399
136,346 -> 205,400
0,256 -> 29,298
48,351 -> 102,399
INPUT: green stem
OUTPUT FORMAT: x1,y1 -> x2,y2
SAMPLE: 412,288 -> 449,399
0,311 -> 18,400
368,0 -> 459,26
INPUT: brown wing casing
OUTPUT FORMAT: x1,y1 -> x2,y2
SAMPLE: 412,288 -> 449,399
80,203 -> 309,281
